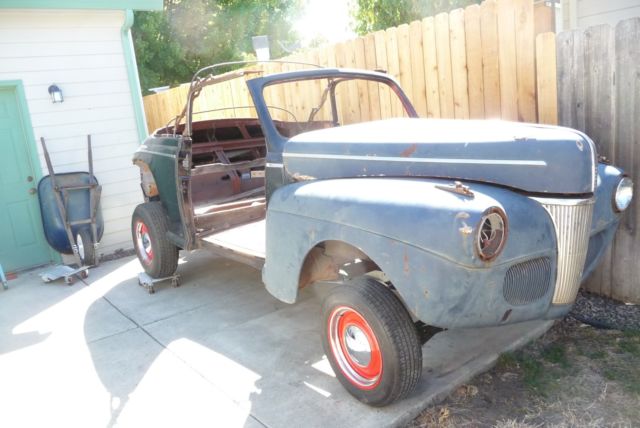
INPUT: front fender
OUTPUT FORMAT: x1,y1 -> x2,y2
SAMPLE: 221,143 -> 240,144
263,178 -> 558,327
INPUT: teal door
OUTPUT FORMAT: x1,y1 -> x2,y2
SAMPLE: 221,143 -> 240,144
0,84 -> 52,272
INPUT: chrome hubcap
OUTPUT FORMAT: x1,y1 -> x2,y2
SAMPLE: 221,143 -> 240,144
327,306 -> 382,389
344,325 -> 371,367
135,221 -> 153,264
76,233 -> 85,261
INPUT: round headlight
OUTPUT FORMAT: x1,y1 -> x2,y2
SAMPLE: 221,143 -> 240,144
614,176 -> 633,212
476,208 -> 508,261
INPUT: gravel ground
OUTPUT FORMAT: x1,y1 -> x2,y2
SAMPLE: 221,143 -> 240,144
410,300 -> 640,428
99,248 -> 136,263
409,289 -> 640,427
569,289 -> 640,331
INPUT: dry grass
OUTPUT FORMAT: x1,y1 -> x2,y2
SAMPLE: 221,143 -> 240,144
409,319 -> 640,428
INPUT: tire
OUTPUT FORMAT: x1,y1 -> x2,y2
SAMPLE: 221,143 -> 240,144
321,276 -> 422,406
131,202 -> 179,278
76,228 -> 96,266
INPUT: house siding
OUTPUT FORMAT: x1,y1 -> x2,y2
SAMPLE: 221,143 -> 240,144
578,0 -> 640,27
562,0 -> 640,29
0,9 -> 142,257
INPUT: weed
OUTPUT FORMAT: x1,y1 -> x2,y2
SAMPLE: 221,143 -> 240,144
618,339 -> 639,356
497,352 -> 519,370
586,349 -> 606,360
542,344 -> 570,368
603,367 -> 620,381
602,362 -> 640,395
519,355 -> 548,394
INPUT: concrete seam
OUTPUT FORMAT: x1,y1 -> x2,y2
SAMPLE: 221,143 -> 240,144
86,325 -> 140,345
100,294 -> 271,424
248,414 -> 271,428
139,300 -> 215,327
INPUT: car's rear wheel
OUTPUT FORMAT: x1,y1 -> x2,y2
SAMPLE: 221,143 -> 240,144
321,276 -> 422,406
131,202 -> 178,278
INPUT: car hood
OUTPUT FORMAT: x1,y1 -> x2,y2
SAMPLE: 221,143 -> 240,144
283,118 -> 597,195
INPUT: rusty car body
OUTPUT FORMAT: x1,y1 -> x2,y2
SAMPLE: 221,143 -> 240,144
131,63 -> 633,406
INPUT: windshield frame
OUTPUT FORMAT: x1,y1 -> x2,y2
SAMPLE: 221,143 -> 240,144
246,68 -> 418,158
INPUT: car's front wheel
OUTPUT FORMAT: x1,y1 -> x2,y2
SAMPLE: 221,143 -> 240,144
131,202 -> 178,278
321,276 -> 422,406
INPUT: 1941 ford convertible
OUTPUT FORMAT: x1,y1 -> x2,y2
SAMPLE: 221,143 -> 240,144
132,63 -> 633,406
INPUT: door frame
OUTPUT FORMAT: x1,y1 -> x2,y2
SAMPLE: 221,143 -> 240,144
0,79 -> 60,267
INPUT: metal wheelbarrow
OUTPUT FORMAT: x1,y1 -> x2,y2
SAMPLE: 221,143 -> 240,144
37,135 -> 103,284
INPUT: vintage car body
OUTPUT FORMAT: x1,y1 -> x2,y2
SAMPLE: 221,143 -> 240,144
131,65 -> 632,406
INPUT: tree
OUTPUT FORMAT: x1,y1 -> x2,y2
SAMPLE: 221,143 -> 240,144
132,0 -> 302,93
352,0 -> 481,35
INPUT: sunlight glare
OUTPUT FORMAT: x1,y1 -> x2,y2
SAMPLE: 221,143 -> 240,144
294,0 -> 356,47
311,355 -> 335,377
303,381 -> 332,398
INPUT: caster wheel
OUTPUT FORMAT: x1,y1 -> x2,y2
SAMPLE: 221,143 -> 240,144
148,287 -> 155,294
65,276 -> 75,285
172,278 -> 180,288
80,270 -> 89,279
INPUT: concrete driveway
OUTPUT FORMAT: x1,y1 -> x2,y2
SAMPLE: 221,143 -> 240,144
0,251 -> 552,427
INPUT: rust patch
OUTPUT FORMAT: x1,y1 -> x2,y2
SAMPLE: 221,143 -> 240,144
292,173 -> 316,182
134,159 -> 159,197
400,143 -> 417,158
456,212 -> 473,235
459,224 -> 473,235
298,247 -> 339,289
403,252 -> 410,275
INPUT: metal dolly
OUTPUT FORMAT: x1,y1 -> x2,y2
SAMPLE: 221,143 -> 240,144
137,272 -> 181,294
40,265 -> 89,285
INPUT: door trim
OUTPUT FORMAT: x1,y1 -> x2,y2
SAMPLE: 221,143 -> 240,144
0,80 -> 61,266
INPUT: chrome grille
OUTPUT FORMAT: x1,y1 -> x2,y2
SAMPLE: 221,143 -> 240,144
503,257 -> 552,305
539,198 -> 594,305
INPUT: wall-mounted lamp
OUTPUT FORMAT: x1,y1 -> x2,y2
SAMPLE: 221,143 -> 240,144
48,84 -> 63,103
252,35 -> 270,61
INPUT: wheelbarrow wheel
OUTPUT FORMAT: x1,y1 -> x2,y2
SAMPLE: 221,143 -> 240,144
132,202 -> 179,278
76,228 -> 96,266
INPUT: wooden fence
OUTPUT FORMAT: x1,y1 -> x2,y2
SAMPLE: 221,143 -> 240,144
143,0 -> 558,131
141,4 -> 640,303
558,18 -> 640,303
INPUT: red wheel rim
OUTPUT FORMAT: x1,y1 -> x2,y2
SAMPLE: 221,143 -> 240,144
135,221 -> 154,265
328,306 -> 382,389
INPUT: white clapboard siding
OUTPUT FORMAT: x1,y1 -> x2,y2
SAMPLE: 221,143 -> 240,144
24,80 -> 131,96
577,0 -> 640,28
0,9 -> 144,257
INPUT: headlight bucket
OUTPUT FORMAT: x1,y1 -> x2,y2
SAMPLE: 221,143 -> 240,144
613,176 -> 633,212
476,207 -> 508,261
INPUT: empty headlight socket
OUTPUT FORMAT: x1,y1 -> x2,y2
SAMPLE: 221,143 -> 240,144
475,207 -> 509,262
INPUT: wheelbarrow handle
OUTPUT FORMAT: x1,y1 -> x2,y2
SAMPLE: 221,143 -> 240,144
40,137 -> 57,185
87,134 -> 94,181
40,136 -> 83,267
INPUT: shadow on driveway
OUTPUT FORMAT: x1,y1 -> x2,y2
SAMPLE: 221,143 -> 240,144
82,251 -> 552,428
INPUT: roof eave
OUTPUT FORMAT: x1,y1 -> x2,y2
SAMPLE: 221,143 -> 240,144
0,1 -> 162,11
